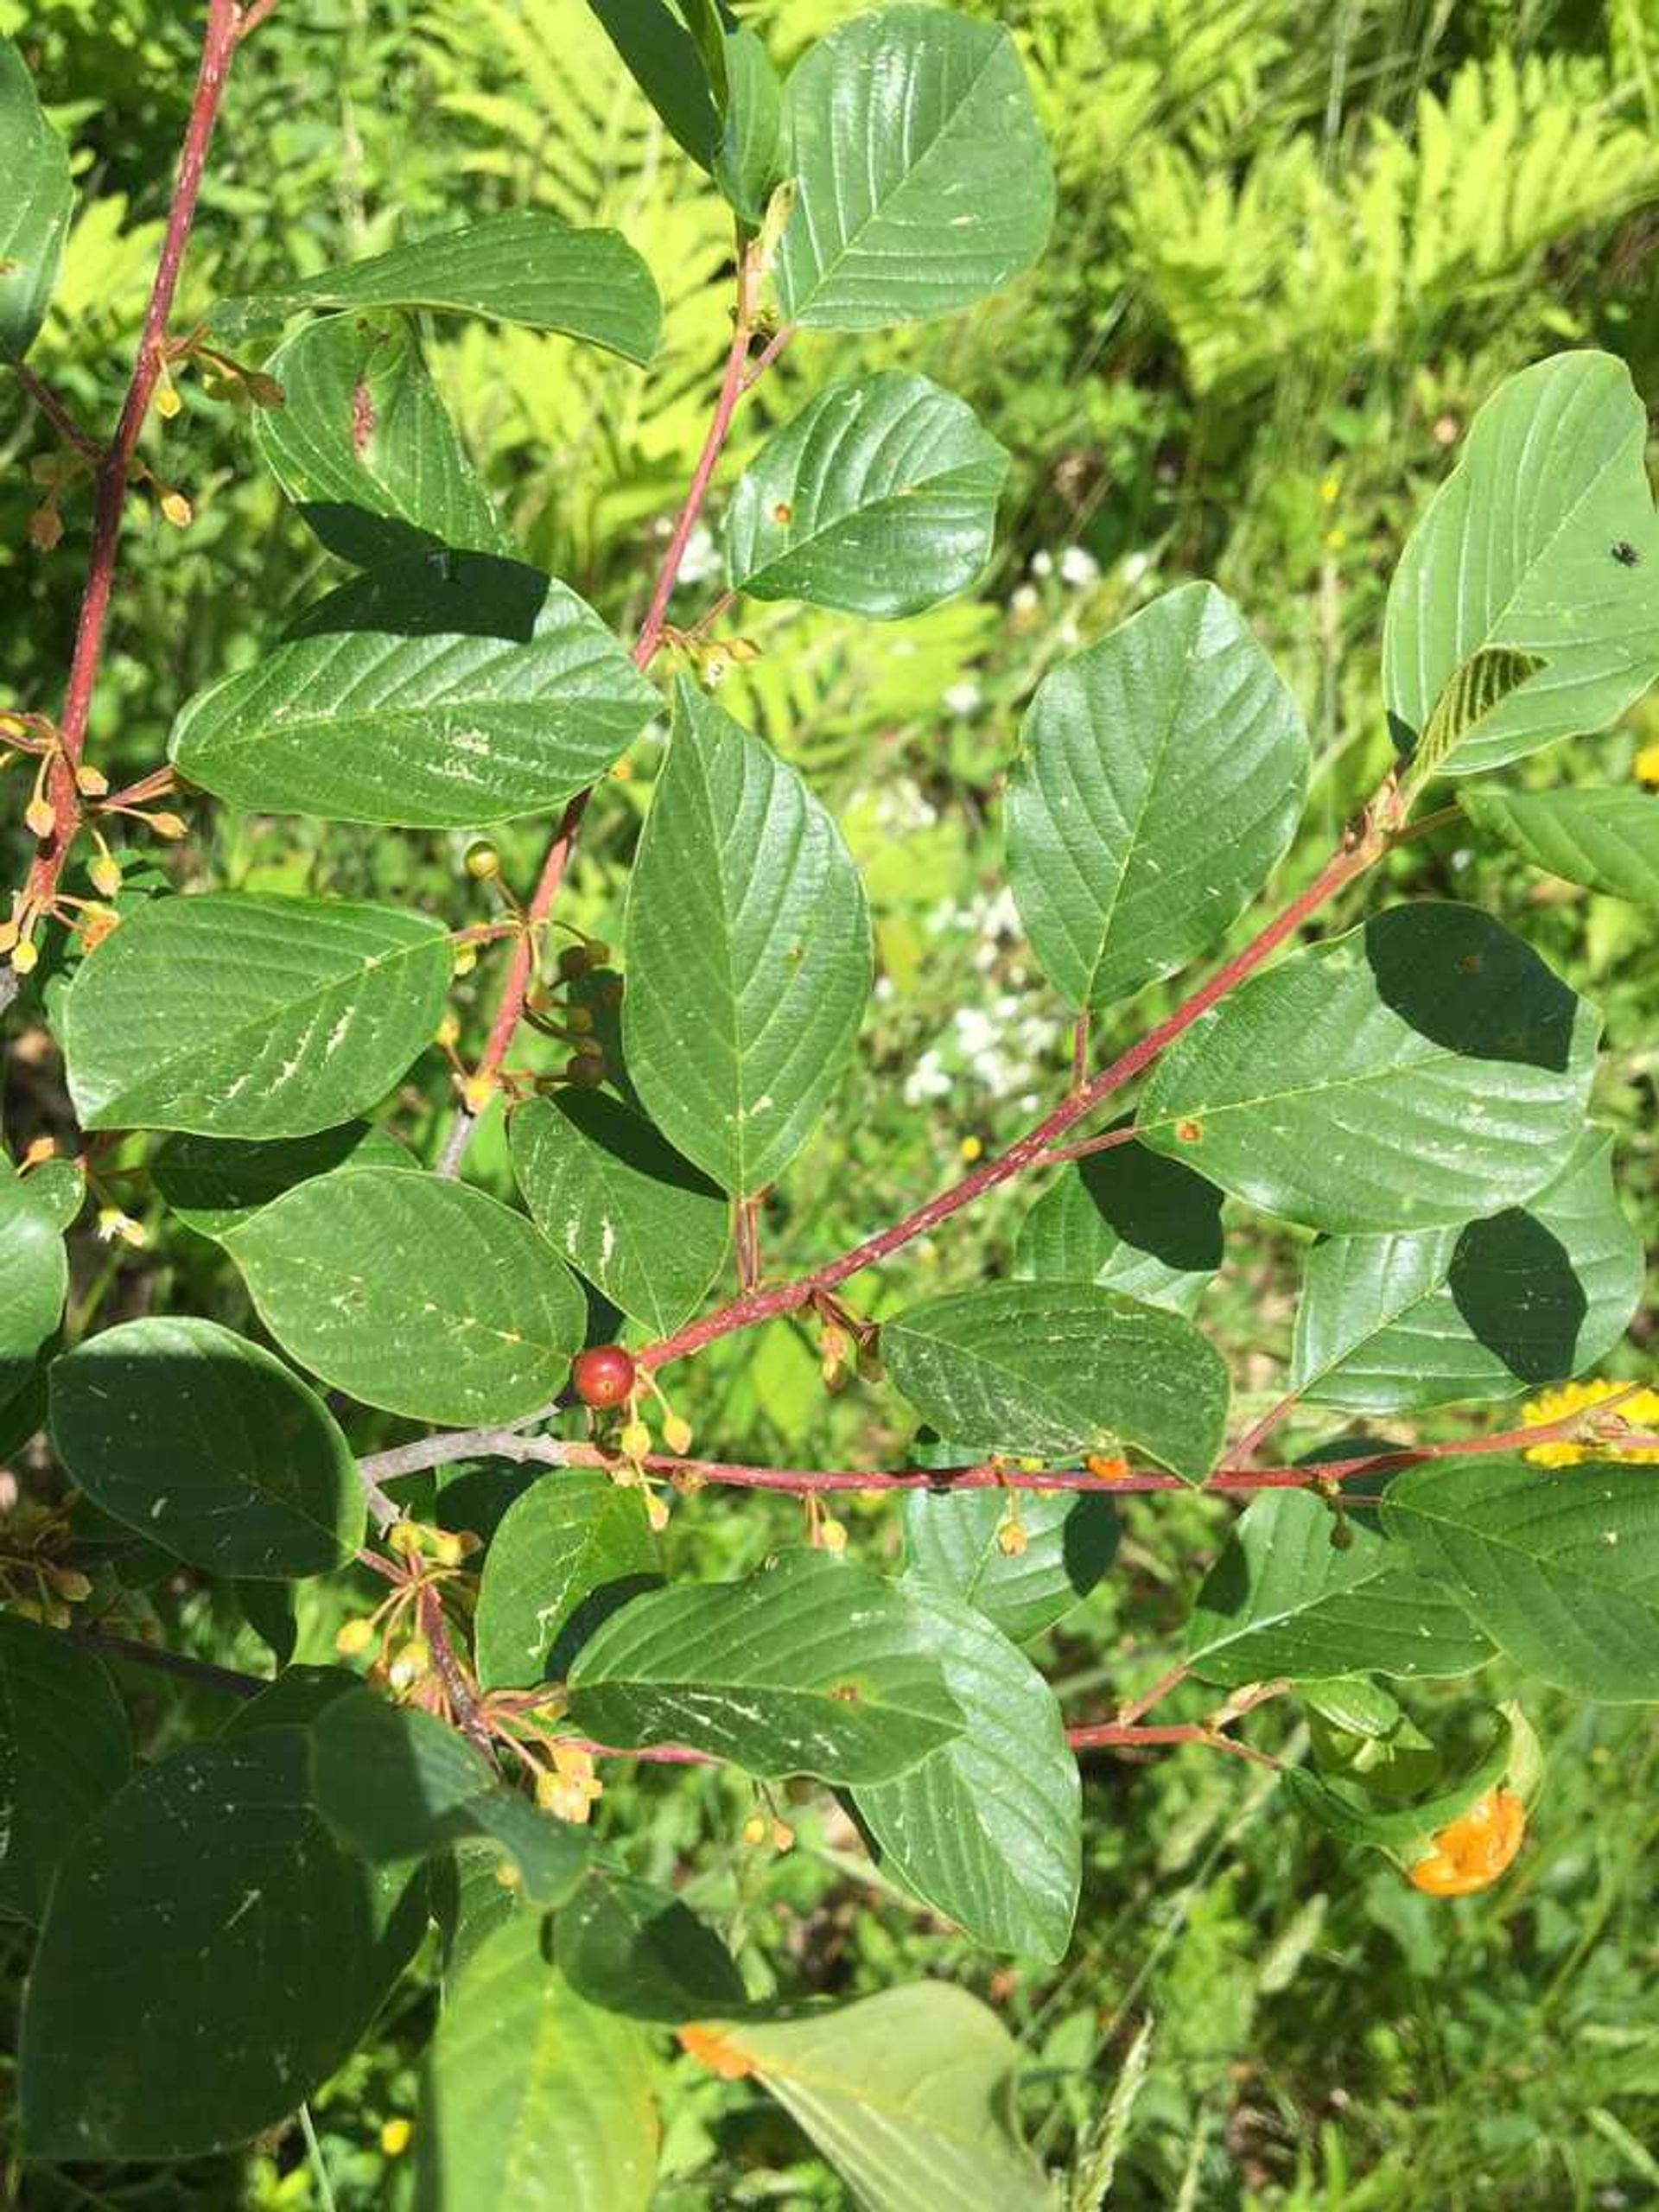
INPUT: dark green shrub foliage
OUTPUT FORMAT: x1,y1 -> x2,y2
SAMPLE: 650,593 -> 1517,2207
2,3 -> 1656,2202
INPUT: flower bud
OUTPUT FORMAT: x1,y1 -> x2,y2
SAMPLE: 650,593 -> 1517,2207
26,794 -> 55,840
75,764 -> 110,797
464,840 -> 500,882
160,490 -> 194,529
662,1412 -> 693,1455
90,853 -> 123,898
335,1618 -> 376,1656
619,1418 -> 652,1461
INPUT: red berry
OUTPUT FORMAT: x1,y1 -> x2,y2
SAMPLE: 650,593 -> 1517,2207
573,1344 -> 636,1408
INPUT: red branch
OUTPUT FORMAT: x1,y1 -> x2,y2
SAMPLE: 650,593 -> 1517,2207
639,826 -> 1383,1371
17,0 -> 255,934
438,242 -> 766,1173
353,1404 -> 1659,1503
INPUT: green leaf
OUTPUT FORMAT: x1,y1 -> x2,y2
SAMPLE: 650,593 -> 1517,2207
1382,351 -> 1659,776
1305,1688 -> 1442,1804
0,1166 -> 76,1410
1287,1128 -> 1643,1413
170,554 -> 658,830
852,1580 -> 1079,1960
901,1486 -> 1117,1642
0,36 -> 73,363
225,1166 -> 585,1426
623,681 -> 871,1196
213,212 -> 662,365
474,1470 -> 659,1691
567,1549 -> 963,1781
584,0 -> 721,166
509,1091 -> 728,1337
1007,584 -> 1309,1010
725,373 -> 1009,618
416,1917 -> 658,2212
702,1984 -> 1051,2212
1406,647 -> 1545,787
20,1729 -> 426,2158
1462,785 -> 1659,909
1382,1457 -> 1659,1701
1138,904 -> 1601,1233
435,1839 -> 527,1982
1284,1705 -> 1521,1862
1184,1487 -> 1494,1688
49,1318 -> 365,1579
60,893 -> 451,1139
1014,1127 -> 1223,1316
882,1282 -> 1229,1484
253,311 -> 510,565
555,1871 -> 749,2022
311,1690 -> 590,1904
777,8 -> 1054,330
221,1664 -> 362,1740
0,1616 -> 130,1923
154,1121 -> 414,1241
715,25 -> 785,226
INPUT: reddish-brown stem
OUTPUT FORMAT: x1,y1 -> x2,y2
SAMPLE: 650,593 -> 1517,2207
1071,1011 -> 1089,1090
438,242 -> 766,1176
639,826 -> 1383,1370
15,364 -> 103,461
578,1722 -> 1273,1770
635,248 -> 760,668
70,1625 -> 263,1699
742,322 -> 794,391
1040,1122 -> 1141,1168
354,1402 -> 1657,1503
570,1737 -> 717,1766
417,1583 -> 496,1764
1116,1657 -> 1191,1726
1067,1720 -> 1281,1770
19,0 -> 247,929
105,764 -> 179,810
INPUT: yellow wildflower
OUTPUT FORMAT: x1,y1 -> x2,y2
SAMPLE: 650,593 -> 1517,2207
1634,741 -> 1659,790
1522,1378 -> 1659,1465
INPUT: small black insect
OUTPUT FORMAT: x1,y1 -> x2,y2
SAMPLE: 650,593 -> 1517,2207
1611,540 -> 1642,568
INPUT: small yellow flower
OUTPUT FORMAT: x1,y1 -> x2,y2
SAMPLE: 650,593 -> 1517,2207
537,1742 -> 603,1823
1319,473 -> 1341,505
1634,741 -> 1659,790
1522,1378 -> 1659,1465
959,1135 -> 983,1163
1324,526 -> 1347,554
95,1205 -> 145,1249
379,2117 -> 412,2158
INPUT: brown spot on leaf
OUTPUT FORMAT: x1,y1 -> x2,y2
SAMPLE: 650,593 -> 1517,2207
1175,1118 -> 1204,1144
772,500 -> 792,524
352,378 -> 376,454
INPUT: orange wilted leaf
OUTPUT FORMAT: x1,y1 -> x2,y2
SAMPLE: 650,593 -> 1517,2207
677,2023 -> 754,2080
1408,1786 -> 1526,1897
